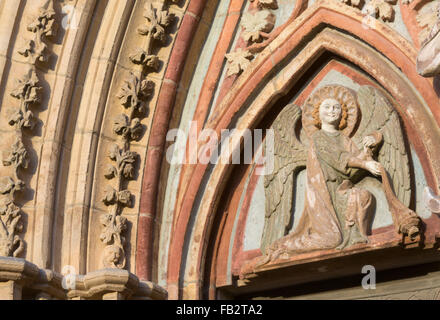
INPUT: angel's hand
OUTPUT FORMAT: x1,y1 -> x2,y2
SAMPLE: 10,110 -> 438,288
362,136 -> 376,148
365,160 -> 382,176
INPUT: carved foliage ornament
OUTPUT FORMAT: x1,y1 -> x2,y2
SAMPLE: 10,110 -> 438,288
339,0 -> 362,9
3,139 -> 29,170
339,0 -> 397,22
117,73 -> 154,114
0,199 -> 24,257
105,144 -> 138,181
225,49 -> 254,77
18,0 -> 57,64
0,152 -> 26,258
8,68 -> 41,130
100,0 -> 178,269
225,1 -> 279,77
113,115 -> 143,141
101,103 -> 140,268
138,2 -> 174,44
364,0 -> 396,22
249,0 -> 279,10
130,49 -> 160,71
225,0 -> 278,77
241,10 -> 276,44
130,2 -> 174,71
1,0 -> 58,258
228,0 -> 423,77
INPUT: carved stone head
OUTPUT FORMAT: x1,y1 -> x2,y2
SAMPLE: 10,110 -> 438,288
303,85 -> 359,137
104,245 -> 123,268
313,95 -> 347,130
318,98 -> 343,128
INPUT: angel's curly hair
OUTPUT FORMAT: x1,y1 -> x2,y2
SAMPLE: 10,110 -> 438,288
311,87 -> 349,130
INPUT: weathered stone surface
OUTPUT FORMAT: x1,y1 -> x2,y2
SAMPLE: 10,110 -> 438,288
0,0 -> 439,301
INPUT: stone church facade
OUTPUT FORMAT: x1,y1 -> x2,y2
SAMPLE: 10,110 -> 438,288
0,0 -> 440,300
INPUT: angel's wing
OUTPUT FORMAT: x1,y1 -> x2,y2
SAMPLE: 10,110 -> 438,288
261,103 -> 307,254
354,86 -> 411,207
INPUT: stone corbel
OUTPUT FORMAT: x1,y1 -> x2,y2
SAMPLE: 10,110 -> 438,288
67,269 -> 167,300
30,269 -> 66,300
0,257 -> 40,299
0,257 -> 69,300
1,0 -> 59,260
131,280 -> 169,300
0,258 -> 168,300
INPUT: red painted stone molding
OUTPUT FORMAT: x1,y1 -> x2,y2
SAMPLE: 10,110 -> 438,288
136,0 -> 207,281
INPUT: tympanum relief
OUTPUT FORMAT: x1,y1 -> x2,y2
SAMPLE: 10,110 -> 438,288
246,85 -> 421,270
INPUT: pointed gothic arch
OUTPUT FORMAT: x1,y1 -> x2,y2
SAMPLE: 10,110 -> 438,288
163,1 -> 440,299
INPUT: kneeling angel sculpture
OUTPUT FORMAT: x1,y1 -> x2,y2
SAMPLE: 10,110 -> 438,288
257,85 -> 421,266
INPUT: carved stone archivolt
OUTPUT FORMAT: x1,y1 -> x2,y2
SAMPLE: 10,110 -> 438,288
226,0 -> 434,79
0,0 -> 439,301
100,0 -> 177,269
1,0 -> 58,258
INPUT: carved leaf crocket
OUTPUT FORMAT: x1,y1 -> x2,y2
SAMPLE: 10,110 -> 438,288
117,72 -> 155,114
365,0 -> 396,22
250,0 -> 279,10
241,10 -> 275,44
225,49 -> 254,77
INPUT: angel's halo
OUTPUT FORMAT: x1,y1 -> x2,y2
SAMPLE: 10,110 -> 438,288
302,85 -> 359,137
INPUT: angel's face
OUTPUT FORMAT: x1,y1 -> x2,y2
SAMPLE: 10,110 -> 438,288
319,98 -> 342,127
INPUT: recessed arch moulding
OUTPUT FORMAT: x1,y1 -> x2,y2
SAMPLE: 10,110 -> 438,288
160,0 -> 440,299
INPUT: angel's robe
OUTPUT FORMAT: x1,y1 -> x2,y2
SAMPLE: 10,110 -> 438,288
268,130 -> 372,254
